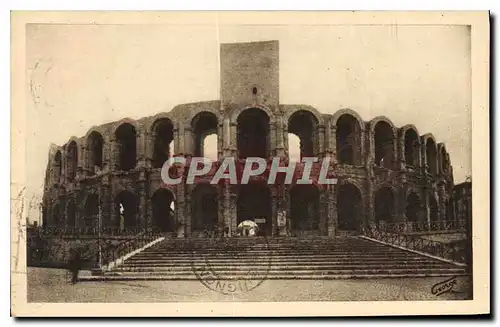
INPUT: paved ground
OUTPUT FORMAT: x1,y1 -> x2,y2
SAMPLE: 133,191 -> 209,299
27,268 -> 472,303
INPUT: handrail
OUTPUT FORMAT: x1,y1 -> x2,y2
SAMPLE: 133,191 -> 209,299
100,230 -> 163,268
363,225 -> 467,264
380,220 -> 467,234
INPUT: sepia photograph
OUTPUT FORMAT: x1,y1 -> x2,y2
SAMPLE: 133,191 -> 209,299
11,10 -> 489,316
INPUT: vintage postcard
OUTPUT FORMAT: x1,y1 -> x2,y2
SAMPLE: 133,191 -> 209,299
11,11 -> 490,316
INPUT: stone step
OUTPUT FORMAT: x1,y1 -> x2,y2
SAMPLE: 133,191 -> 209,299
114,263 -> 459,272
100,267 -> 465,277
126,254 -> 431,261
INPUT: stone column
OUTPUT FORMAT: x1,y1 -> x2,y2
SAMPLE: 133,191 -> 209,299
392,134 -> 398,170
178,123 -> 185,155
137,129 -> 147,169
223,117 -> 230,149
100,178 -> 111,228
438,183 -> 446,222
271,187 -> 278,236
424,190 -> 431,229
144,131 -> 153,169
269,119 -> 277,157
217,123 -> 224,159
110,137 -> 119,171
318,125 -> 326,159
319,186 -> 328,236
330,125 -> 338,163
184,184 -> 192,237
398,132 -> 405,170
77,143 -> 85,179
137,172 -> 148,231
230,123 -> 237,157
175,184 -> 186,238
184,126 -> 193,156
276,115 -> 285,157
326,184 -> 336,237
173,127 -> 180,157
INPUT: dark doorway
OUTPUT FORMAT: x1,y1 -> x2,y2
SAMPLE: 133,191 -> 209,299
288,110 -> 318,159
84,193 -> 99,229
237,108 -> 270,159
337,183 -> 362,231
191,184 -> 218,233
404,128 -> 420,167
152,118 -> 174,169
337,114 -> 362,165
290,185 -> 320,232
116,191 -> 137,231
375,187 -> 394,225
405,192 -> 421,223
151,188 -> 175,233
115,123 -> 137,171
374,121 -> 395,169
87,131 -> 104,174
237,183 -> 272,235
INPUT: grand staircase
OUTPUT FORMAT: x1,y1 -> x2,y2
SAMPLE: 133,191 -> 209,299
83,236 -> 467,281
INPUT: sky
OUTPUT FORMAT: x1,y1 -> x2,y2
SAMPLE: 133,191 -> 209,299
24,23 -> 471,221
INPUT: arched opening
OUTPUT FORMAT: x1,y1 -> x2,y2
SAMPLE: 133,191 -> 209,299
237,108 -> 270,159
67,200 -> 76,228
84,193 -> 99,229
405,192 -> 422,223
116,191 -> 137,231
337,183 -> 362,232
115,123 -> 137,171
66,141 -> 78,181
287,133 -> 301,162
192,112 -> 218,159
425,138 -> 438,176
87,131 -> 104,175
237,183 -> 272,235
152,118 -> 174,168
151,188 -> 175,233
288,110 -> 318,159
429,195 -> 439,223
374,121 -> 395,169
290,185 -> 320,232
53,151 -> 62,183
404,129 -> 420,167
375,187 -> 394,225
439,147 -> 447,174
191,184 -> 219,233
337,114 -> 362,165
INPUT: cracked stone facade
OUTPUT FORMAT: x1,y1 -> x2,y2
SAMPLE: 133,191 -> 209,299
41,40 -> 459,238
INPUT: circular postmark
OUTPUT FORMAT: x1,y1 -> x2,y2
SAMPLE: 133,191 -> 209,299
190,235 -> 272,295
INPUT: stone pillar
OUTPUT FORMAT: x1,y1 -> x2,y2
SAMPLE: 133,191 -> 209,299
100,178 -> 111,228
230,123 -> 237,157
222,183 -> 231,236
398,132 -> 405,170
184,126 -> 193,156
110,137 -> 120,171
330,125 -> 337,163
137,172 -> 148,231
184,184 -> 192,237
77,143 -> 85,179
438,183 -> 446,222
178,123 -> 186,155
283,120 -> 289,157
318,125 -> 325,159
144,131 -> 153,169
173,127 -> 180,156
392,134 -> 398,170
276,115 -> 285,157
327,184 -> 336,237
269,118 -> 277,157
137,129 -> 147,169
271,187 -> 278,236
319,186 -> 328,235
223,117 -> 230,149
424,190 -> 431,229
175,184 -> 186,238
217,122 -> 224,159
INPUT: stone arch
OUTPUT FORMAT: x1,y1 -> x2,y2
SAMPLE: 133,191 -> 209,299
337,182 -> 363,231
236,107 -> 271,159
151,117 -> 175,168
401,125 -> 421,167
331,108 -> 365,130
115,190 -> 138,230
87,131 -> 104,175
185,106 -> 222,125
371,117 -> 396,169
231,104 -> 274,124
53,150 -> 62,183
191,183 -> 219,232
151,188 -> 175,233
191,111 -> 219,159
66,141 -> 78,181
423,134 -> 438,176
288,110 -> 319,158
289,184 -> 320,232
115,122 -> 137,171
375,186 -> 395,224
335,113 -> 363,165
284,105 -> 325,126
